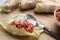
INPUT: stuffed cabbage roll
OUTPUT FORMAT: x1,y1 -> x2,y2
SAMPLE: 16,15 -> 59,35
19,0 -> 36,10
35,0 -> 42,2
34,2 -> 60,13
0,14 -> 43,38
0,0 -> 18,13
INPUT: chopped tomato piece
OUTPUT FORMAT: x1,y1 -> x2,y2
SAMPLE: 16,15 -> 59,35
56,8 -> 60,22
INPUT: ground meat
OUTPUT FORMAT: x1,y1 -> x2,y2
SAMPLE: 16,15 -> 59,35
11,20 -> 34,32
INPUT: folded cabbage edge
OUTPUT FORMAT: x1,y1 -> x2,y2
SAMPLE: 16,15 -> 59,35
0,7 -> 11,13
0,20 -> 44,39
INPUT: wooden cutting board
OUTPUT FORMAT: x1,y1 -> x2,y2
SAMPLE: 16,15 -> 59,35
0,9 -> 59,40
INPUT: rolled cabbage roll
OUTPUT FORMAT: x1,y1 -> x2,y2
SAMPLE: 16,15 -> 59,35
19,0 -> 36,10
35,0 -> 42,2
34,3 -> 60,13
0,0 -> 18,13
0,14 -> 44,38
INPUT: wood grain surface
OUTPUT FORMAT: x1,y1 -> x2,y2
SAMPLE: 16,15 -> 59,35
0,9 -> 60,40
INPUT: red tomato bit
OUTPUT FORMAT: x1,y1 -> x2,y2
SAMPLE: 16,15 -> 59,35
56,9 -> 60,22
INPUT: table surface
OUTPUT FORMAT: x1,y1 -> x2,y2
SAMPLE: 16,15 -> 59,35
0,9 -> 60,40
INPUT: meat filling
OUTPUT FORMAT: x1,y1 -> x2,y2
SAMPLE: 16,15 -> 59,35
11,20 -> 34,32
